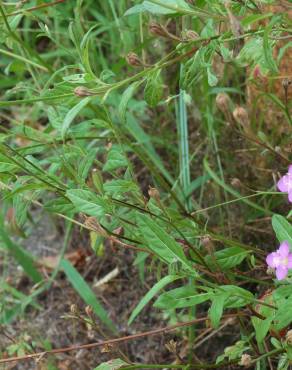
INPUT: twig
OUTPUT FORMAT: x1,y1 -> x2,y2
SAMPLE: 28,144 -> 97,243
4,0 -> 66,17
0,313 -> 246,365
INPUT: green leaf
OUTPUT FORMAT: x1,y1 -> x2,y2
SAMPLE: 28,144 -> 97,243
60,259 -> 116,333
103,145 -> 128,172
207,67 -> 218,87
220,285 -> 254,308
209,293 -> 227,328
263,17 -> 280,74
241,13 -> 273,27
66,189 -> 109,218
61,97 -> 92,137
0,228 -> 42,284
124,4 -> 146,16
0,153 -> 19,172
137,214 -> 196,276
154,286 -> 213,309
128,275 -> 181,324
206,247 -> 249,270
272,214 -> 292,246
252,316 -> 273,343
104,179 -> 139,196
77,149 -> 98,182
94,359 -> 128,370
44,197 -> 76,214
118,81 -> 142,123
274,295 -> 292,331
142,0 -> 191,15
144,70 -> 163,107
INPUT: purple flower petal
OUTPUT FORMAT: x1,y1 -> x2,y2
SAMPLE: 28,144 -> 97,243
288,191 -> 292,203
288,165 -> 292,175
277,175 -> 289,192
287,254 -> 292,269
279,241 -> 290,257
266,252 -> 277,268
276,266 -> 288,280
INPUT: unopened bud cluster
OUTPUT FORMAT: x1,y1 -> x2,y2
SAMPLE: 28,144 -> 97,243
149,21 -> 167,38
233,106 -> 249,128
216,93 -> 231,116
126,52 -> 143,67
74,86 -> 95,97
185,30 -> 199,41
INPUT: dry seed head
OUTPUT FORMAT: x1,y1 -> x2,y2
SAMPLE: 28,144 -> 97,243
70,304 -> 78,314
282,78 -> 291,90
233,106 -> 250,127
266,266 -> 274,276
85,305 -> 93,317
286,329 -> 292,345
126,52 -> 143,67
225,1 -> 243,38
239,354 -> 252,368
101,344 -> 114,353
74,86 -> 94,97
274,146 -> 281,153
231,178 -> 241,188
148,186 -> 160,202
165,339 -> 177,354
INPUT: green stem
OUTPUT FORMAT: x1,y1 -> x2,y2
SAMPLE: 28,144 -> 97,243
0,94 -> 74,107
251,348 -> 283,364
0,48 -> 48,71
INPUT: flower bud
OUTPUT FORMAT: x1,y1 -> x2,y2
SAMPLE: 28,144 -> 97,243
149,21 -> 168,38
201,235 -> 215,254
201,235 -> 212,247
253,65 -> 263,80
148,22 -> 181,41
126,52 -> 143,67
216,93 -> 231,117
113,226 -> 124,236
185,30 -> 199,41
239,354 -> 252,367
74,86 -> 94,97
233,106 -> 250,128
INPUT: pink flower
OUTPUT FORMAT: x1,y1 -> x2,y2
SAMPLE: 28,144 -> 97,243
266,241 -> 292,280
277,165 -> 292,203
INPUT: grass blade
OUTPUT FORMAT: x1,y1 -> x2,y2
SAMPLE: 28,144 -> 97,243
128,274 -> 181,325
60,258 -> 117,333
0,228 -> 42,284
